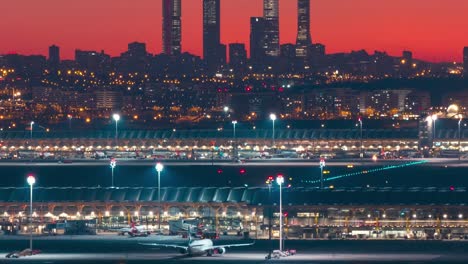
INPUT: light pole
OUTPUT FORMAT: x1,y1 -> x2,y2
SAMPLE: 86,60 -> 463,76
459,117 -> 463,161
270,114 -> 277,148
232,121 -> 237,161
27,175 -> 35,252
266,176 -> 274,257
432,114 -> 438,147
113,114 -> 120,147
358,117 -> 363,158
30,121 -> 34,142
110,158 -> 116,187
320,158 -> 326,189
67,114 -> 72,130
276,174 -> 284,252
155,162 -> 164,231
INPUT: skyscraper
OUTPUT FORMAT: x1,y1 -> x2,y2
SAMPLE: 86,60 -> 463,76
263,0 -> 280,57
48,45 -> 60,67
250,17 -> 266,63
296,0 -> 312,58
162,0 -> 182,56
229,43 -> 247,71
203,0 -> 224,69
464,47 -> 468,77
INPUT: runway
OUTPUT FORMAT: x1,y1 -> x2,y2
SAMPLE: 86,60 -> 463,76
1,237 -> 467,263
0,158 -> 466,167
0,252 -> 452,263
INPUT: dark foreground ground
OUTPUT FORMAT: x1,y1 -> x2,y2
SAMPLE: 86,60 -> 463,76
0,236 -> 467,263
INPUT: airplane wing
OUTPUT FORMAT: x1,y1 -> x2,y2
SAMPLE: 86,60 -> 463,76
206,242 -> 255,250
139,243 -> 189,251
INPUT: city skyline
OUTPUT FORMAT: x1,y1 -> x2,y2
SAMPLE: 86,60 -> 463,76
1,0 -> 468,62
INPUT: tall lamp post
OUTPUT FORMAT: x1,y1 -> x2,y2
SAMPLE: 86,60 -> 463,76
266,176 -> 274,257
27,175 -> 36,252
110,158 -> 116,187
320,158 -> 326,189
270,114 -> 277,148
67,114 -> 72,130
358,117 -> 363,158
30,121 -> 34,142
113,114 -> 120,147
155,162 -> 164,230
276,174 -> 284,252
432,114 -> 438,147
459,117 -> 463,161
232,121 -> 237,161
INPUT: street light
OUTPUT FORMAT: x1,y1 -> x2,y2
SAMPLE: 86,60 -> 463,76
30,121 -> 34,141
270,114 -> 277,147
432,114 -> 438,146
232,121 -> 237,160
266,176 -> 274,257
27,175 -> 36,252
155,162 -> 164,231
458,116 -> 463,161
359,118 -> 363,158
67,114 -> 72,130
110,158 -> 116,187
276,174 -> 284,252
113,114 -> 120,146
320,158 -> 326,189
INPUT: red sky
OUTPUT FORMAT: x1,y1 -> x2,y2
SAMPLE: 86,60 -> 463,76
1,0 -> 467,62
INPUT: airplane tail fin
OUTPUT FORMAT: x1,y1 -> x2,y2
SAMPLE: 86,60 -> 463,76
188,225 -> 192,244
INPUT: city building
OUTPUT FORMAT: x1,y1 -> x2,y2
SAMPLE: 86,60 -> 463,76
250,17 -> 266,63
263,0 -> 280,57
48,45 -> 60,67
229,43 -> 247,71
95,90 -> 122,110
117,42 -> 150,73
127,42 -> 147,57
464,47 -> 468,77
162,0 -> 182,56
203,0 -> 225,70
75,50 -> 110,72
296,0 -> 312,58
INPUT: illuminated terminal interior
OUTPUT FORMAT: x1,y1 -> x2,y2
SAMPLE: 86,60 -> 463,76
1,187 -> 467,239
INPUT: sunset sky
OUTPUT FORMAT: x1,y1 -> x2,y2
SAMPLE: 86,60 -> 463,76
1,0 -> 467,62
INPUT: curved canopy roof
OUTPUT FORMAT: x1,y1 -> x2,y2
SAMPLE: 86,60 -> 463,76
0,128 -> 424,141
0,187 -> 465,206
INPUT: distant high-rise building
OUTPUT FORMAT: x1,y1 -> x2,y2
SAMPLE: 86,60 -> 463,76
162,0 -> 182,56
128,42 -> 147,57
229,43 -> 247,70
296,0 -> 312,58
203,0 -> 224,69
263,0 -> 280,57
75,50 -> 110,72
464,47 -> 468,77
281,44 -> 296,60
48,45 -> 60,66
250,17 -> 266,63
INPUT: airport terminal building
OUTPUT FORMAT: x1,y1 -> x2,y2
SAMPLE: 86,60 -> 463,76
1,186 -> 467,239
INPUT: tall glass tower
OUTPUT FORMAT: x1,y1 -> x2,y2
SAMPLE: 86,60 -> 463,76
263,0 -> 280,57
296,0 -> 312,58
162,0 -> 182,56
203,0 -> 224,69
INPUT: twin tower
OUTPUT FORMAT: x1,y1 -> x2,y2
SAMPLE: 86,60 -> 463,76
162,0 -> 313,65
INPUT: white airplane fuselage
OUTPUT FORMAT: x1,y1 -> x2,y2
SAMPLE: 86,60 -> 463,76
187,239 -> 214,255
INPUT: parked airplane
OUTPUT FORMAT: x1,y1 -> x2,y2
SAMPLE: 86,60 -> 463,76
140,228 -> 254,256
116,222 -> 151,237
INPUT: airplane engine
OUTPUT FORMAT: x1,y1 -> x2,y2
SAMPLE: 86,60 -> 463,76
217,247 -> 226,255
179,248 -> 188,254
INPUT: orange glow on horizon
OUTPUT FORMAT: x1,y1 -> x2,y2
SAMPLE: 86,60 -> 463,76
0,0 -> 467,62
